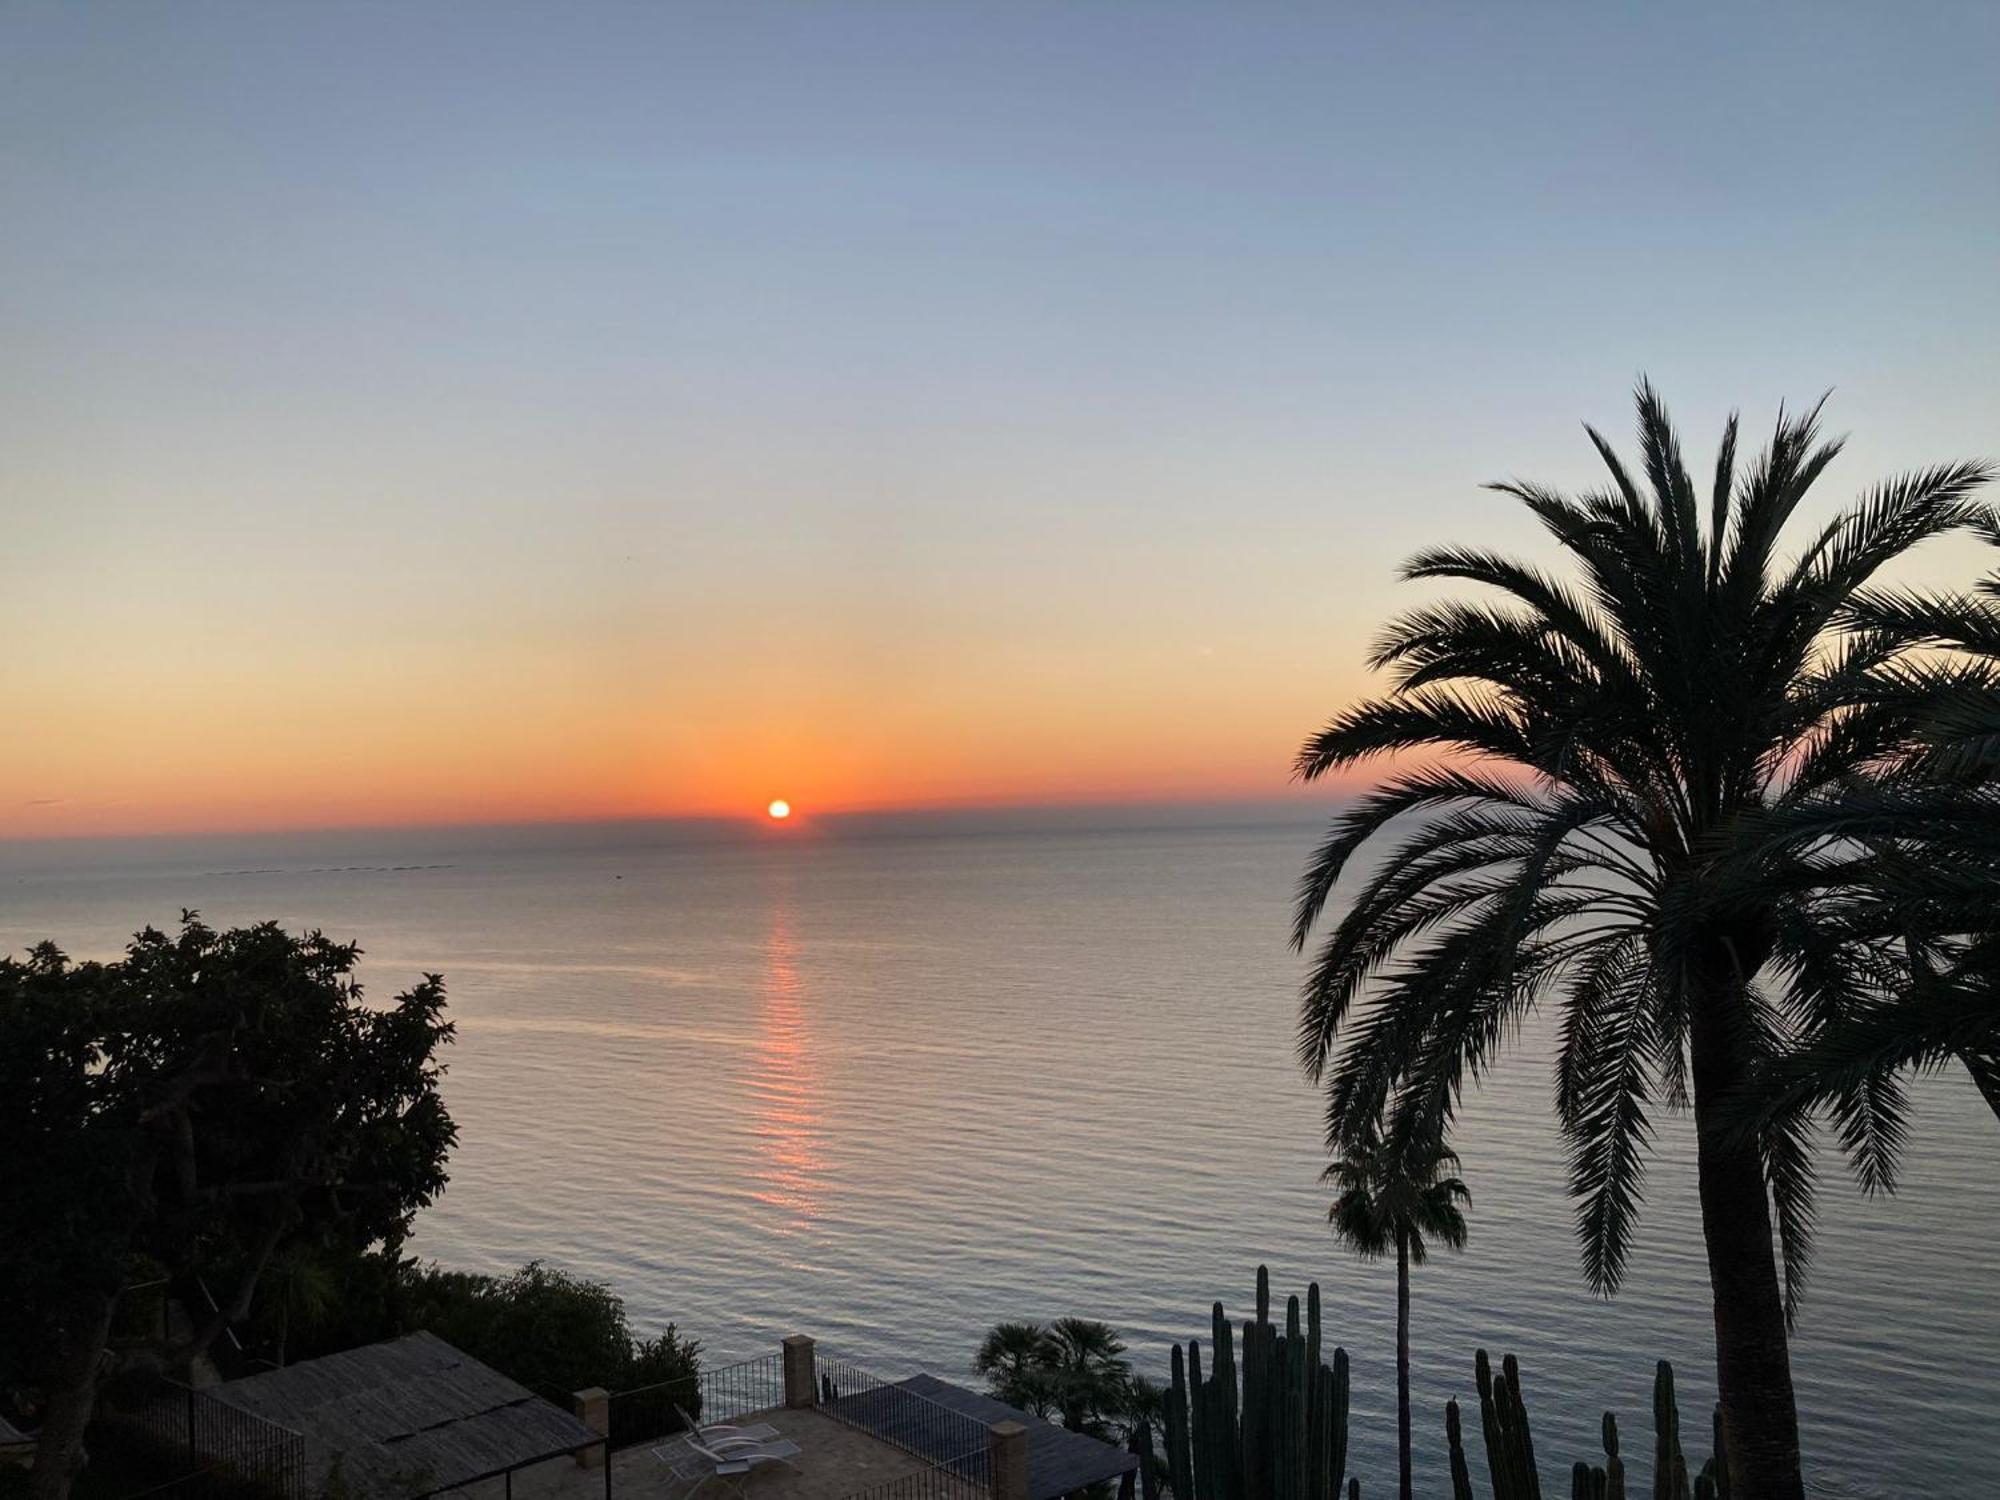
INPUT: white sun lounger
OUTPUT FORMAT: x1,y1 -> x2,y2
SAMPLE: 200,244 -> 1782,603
674,1404 -> 781,1448
654,1431 -> 803,1496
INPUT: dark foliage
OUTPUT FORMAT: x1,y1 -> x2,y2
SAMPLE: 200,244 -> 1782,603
1290,384 -> 1998,1499
0,914 -> 457,1499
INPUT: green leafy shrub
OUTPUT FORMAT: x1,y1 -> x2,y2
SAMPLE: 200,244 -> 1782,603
241,1250 -> 700,1404
403,1261 -> 632,1398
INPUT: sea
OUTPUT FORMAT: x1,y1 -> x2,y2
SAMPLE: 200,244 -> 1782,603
4,809 -> 1994,1496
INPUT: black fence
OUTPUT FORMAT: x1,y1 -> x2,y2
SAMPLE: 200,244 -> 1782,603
605,1351 -> 787,1452
86,1380 -> 306,1500
828,1472 -> 992,1500
817,1355 -> 992,1498
831,1466 -> 993,1500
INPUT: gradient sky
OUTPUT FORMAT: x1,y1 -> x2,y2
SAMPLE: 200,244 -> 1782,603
4,3 -> 1998,837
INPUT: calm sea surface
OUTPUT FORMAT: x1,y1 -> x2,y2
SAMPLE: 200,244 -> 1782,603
5,815 -> 1995,1495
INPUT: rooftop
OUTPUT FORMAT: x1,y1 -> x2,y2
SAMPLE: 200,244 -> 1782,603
894,1376 -> 1136,1500
211,1330 -> 599,1497
202,1333 -> 1138,1500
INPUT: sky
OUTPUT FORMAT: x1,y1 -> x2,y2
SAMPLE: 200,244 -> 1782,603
3,2 -> 1998,838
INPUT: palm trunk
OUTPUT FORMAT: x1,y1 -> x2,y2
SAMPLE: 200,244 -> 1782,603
1396,1227 -> 1412,1500
1690,983 -> 1804,1500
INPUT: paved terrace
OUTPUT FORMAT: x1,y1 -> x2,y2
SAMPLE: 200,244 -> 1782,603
446,1407 -> 987,1500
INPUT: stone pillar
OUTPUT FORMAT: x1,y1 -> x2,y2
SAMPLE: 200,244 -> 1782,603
782,1334 -> 817,1409
572,1387 -> 609,1468
990,1419 -> 1029,1500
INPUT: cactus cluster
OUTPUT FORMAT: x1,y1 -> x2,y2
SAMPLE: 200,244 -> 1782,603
1642,1359 -> 1730,1500
1566,1411 -> 1628,1500
1150,1268 -> 1736,1500
1157,1265 -> 1356,1500
1474,1350 -> 1542,1500
1446,1354 -> 1724,1500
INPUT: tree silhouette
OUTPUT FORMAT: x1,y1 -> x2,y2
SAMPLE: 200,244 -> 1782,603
1292,384 -> 1998,1499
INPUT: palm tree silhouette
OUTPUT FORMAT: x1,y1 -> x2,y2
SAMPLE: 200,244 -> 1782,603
1324,1130 -> 1468,1500
1757,522 -> 2000,1128
973,1318 -> 1133,1437
1043,1317 -> 1132,1439
974,1321 -> 1057,1418
1291,383 -> 1997,1499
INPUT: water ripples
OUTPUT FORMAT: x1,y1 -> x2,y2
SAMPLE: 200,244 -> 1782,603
6,822 -> 1995,1494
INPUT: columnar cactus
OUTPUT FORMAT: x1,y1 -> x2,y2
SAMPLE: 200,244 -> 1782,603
1445,1399 -> 1475,1500
1133,1420 -> 1162,1500
1651,1363 -> 1686,1500
1189,1341 -> 1211,1500
1474,1348 -> 1544,1500
1329,1345 -> 1350,1496
1153,1267 -> 1353,1500
1160,1271 -> 1729,1500
1166,1344 -> 1194,1500
1212,1306 -> 1239,1500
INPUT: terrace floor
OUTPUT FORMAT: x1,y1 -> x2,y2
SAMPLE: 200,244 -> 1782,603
445,1406 -> 985,1500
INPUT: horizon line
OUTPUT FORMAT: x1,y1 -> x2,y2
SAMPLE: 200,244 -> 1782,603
0,789 -> 1338,851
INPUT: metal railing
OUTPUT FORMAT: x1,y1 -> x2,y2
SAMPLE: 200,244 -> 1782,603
817,1354 -> 993,1496
832,1452 -> 994,1500
92,1379 -> 307,1500
606,1351 -> 786,1451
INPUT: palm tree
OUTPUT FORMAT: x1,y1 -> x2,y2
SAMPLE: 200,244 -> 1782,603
974,1321 -> 1056,1417
1324,1130 -> 1469,1500
1291,384 -> 1998,1500
1755,526 -> 2000,1122
973,1317 -> 1135,1438
1043,1317 -> 1133,1439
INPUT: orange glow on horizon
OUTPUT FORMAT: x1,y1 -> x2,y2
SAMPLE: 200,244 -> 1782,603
0,607 -> 1405,840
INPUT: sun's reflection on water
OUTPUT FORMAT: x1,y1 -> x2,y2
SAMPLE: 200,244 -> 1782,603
744,902 -> 827,1236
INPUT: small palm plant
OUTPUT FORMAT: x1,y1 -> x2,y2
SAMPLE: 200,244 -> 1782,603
1324,1129 -> 1469,1500
973,1317 -> 1136,1439
1043,1317 -> 1133,1439
974,1321 -> 1058,1419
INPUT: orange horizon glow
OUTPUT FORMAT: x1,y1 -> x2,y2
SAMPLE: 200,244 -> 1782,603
1,634 -> 1388,839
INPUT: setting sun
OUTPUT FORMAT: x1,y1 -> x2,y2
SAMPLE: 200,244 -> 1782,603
767,799 -> 792,821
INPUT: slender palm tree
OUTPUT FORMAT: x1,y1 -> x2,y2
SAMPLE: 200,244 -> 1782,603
1291,384 -> 1998,1500
1324,1130 -> 1469,1500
